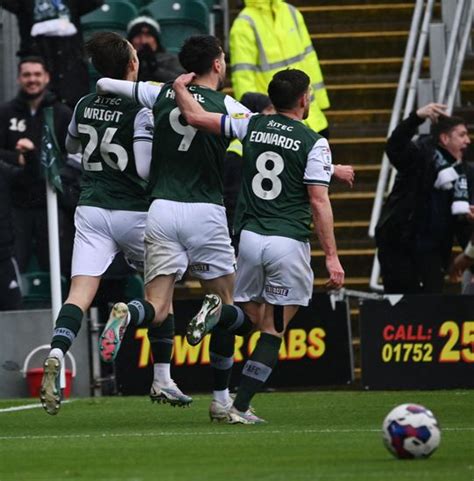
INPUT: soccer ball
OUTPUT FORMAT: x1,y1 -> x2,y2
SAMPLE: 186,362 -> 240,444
382,403 -> 441,459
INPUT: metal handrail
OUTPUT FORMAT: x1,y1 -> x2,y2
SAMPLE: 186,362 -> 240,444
386,0 -> 436,194
369,0 -> 433,240
438,0 -> 467,107
442,0 -> 473,113
368,0 -> 473,292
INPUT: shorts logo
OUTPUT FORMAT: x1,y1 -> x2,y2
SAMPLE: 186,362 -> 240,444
265,285 -> 289,297
190,263 -> 210,273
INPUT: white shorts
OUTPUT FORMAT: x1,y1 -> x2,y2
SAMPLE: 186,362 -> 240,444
234,230 -> 314,306
71,206 -> 147,277
144,199 -> 236,284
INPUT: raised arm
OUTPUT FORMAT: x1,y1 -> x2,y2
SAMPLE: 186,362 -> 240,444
172,73 -> 223,134
386,103 -> 446,172
96,78 -> 162,109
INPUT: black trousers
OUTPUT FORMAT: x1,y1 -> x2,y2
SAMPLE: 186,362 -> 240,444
12,207 -> 74,278
377,243 -> 446,294
0,257 -> 22,310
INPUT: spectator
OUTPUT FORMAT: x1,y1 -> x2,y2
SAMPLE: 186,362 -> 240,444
376,103 -> 472,294
229,0 -> 330,137
127,16 -> 185,83
0,56 -> 76,277
1,0 -> 103,108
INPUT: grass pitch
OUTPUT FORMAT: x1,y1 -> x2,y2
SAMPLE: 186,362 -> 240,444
0,391 -> 473,481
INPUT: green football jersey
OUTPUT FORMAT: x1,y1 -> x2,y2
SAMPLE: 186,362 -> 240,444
70,93 -> 151,211
228,113 -> 333,242
148,84 -> 242,205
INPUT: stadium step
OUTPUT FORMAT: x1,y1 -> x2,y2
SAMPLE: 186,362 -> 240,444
311,248 -> 375,280
300,3 -> 419,34
321,57 -> 427,77
331,164 -> 380,194
330,137 -> 386,165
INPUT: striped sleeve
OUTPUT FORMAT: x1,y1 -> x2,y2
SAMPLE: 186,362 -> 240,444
221,95 -> 253,139
303,137 -> 333,186
222,113 -> 256,141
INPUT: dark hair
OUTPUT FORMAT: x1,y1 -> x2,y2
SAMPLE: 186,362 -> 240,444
18,56 -> 48,73
431,115 -> 466,140
178,35 -> 222,75
85,32 -> 132,79
268,69 -> 310,110
240,92 -> 272,113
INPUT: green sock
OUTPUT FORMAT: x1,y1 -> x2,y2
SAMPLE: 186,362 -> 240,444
233,333 -> 282,412
148,314 -> 174,363
51,303 -> 84,354
128,298 -> 155,326
218,305 -> 254,335
210,328 -> 235,391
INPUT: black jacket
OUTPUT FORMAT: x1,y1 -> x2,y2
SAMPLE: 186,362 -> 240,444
1,0 -> 103,107
137,48 -> 186,83
0,158 -> 37,260
376,111 -> 468,264
0,90 -> 72,208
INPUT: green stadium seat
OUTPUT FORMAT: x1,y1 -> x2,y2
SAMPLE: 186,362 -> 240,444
139,0 -> 209,54
81,0 -> 138,39
21,271 -> 68,308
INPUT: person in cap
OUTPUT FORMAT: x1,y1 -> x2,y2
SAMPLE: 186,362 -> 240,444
127,16 -> 185,83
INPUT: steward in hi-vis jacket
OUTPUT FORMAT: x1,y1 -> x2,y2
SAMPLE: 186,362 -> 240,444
230,0 -> 330,135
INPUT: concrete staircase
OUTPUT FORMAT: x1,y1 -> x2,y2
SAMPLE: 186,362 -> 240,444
178,1 -> 474,300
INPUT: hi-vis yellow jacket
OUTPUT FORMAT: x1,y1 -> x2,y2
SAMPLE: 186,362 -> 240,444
230,0 -> 330,133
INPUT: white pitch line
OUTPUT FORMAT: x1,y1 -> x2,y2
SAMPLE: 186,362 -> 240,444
0,427 -> 473,442
0,400 -> 72,413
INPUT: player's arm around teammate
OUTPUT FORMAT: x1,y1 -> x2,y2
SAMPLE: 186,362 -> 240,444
174,69 -> 345,423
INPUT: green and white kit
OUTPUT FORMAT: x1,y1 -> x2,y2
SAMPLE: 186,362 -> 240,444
222,112 -> 333,305
67,93 -> 153,275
